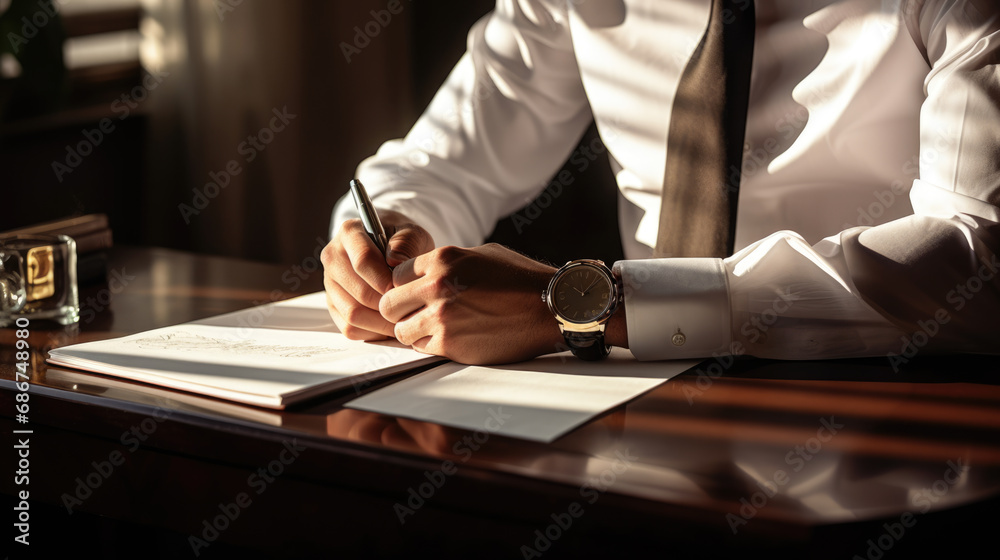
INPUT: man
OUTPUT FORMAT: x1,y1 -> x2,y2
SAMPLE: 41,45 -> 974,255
322,0 -> 1000,365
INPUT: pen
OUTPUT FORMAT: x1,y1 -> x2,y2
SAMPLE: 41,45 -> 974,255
349,179 -> 390,261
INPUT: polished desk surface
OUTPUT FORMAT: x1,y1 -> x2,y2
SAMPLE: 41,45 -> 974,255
1,246 -> 998,559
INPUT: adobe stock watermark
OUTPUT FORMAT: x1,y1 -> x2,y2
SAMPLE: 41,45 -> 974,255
188,438 -> 307,556
851,458 -> 967,560
59,406 -> 174,514
393,406 -> 511,524
43,265 -> 139,352
350,276 -> 467,394
391,62 -> 507,187
4,0 -> 70,55
520,449 -> 638,558
727,416 -> 844,534
52,69 -> 170,183
887,254 -> 999,371
842,122 -> 959,230
508,117 -> 623,234
213,0 -> 244,22
349,346 -> 418,395
682,287 -> 799,403
664,0 -> 753,70
509,171 -> 574,234
877,0 -> 983,41
340,0 -> 412,63
386,50 -> 515,189
78,266 -> 137,324
843,179 -> 910,230
232,236 -> 329,338
178,105 -> 296,224
718,70 -> 839,196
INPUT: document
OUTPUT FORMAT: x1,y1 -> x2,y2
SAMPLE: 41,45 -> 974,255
346,348 -> 700,442
46,292 -> 443,409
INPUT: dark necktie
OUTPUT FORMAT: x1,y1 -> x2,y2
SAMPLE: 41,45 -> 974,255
654,0 -> 755,258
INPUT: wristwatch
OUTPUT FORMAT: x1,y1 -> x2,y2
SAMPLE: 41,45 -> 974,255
542,259 -> 622,361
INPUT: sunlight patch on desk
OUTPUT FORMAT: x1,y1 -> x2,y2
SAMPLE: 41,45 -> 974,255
347,349 -> 699,442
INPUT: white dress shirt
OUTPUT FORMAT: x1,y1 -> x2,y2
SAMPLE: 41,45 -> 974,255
333,0 -> 1000,361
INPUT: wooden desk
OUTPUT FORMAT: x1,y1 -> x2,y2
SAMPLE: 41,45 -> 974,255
2,247 -> 998,559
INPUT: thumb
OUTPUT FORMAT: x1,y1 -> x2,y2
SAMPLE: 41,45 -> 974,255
385,223 -> 434,267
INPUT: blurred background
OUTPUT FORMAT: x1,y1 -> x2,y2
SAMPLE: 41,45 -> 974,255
1,0 -> 622,268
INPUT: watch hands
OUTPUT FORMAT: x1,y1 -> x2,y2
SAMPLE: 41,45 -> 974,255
580,277 -> 602,296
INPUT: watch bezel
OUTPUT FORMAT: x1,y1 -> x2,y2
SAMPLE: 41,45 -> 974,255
544,259 -> 620,327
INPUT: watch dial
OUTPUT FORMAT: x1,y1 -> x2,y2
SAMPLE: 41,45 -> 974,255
553,265 -> 613,322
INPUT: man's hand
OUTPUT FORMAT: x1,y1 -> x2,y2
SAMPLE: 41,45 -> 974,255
321,210 -> 434,340
379,243 -> 565,365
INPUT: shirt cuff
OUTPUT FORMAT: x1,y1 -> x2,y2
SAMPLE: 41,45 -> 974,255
615,258 -> 732,360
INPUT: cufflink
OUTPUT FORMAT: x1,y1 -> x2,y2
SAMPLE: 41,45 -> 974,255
671,328 -> 686,346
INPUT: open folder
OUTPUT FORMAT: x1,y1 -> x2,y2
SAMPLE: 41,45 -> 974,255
46,292 -> 443,408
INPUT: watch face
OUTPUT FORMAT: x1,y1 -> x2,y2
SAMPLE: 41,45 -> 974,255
551,263 -> 614,323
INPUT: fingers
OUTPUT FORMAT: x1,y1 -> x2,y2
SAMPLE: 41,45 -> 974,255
323,212 -> 436,342
392,305 -> 436,347
381,245 -> 470,350
341,222 -> 394,296
385,222 -> 435,267
382,243 -> 560,364
322,224 -> 395,340
380,270 -> 454,323
406,331 -> 445,361
391,256 -> 420,287
381,274 -> 445,347
392,245 -> 465,288
387,296 -> 448,355
324,281 -> 392,340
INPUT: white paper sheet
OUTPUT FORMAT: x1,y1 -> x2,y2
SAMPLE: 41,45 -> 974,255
346,348 -> 700,442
